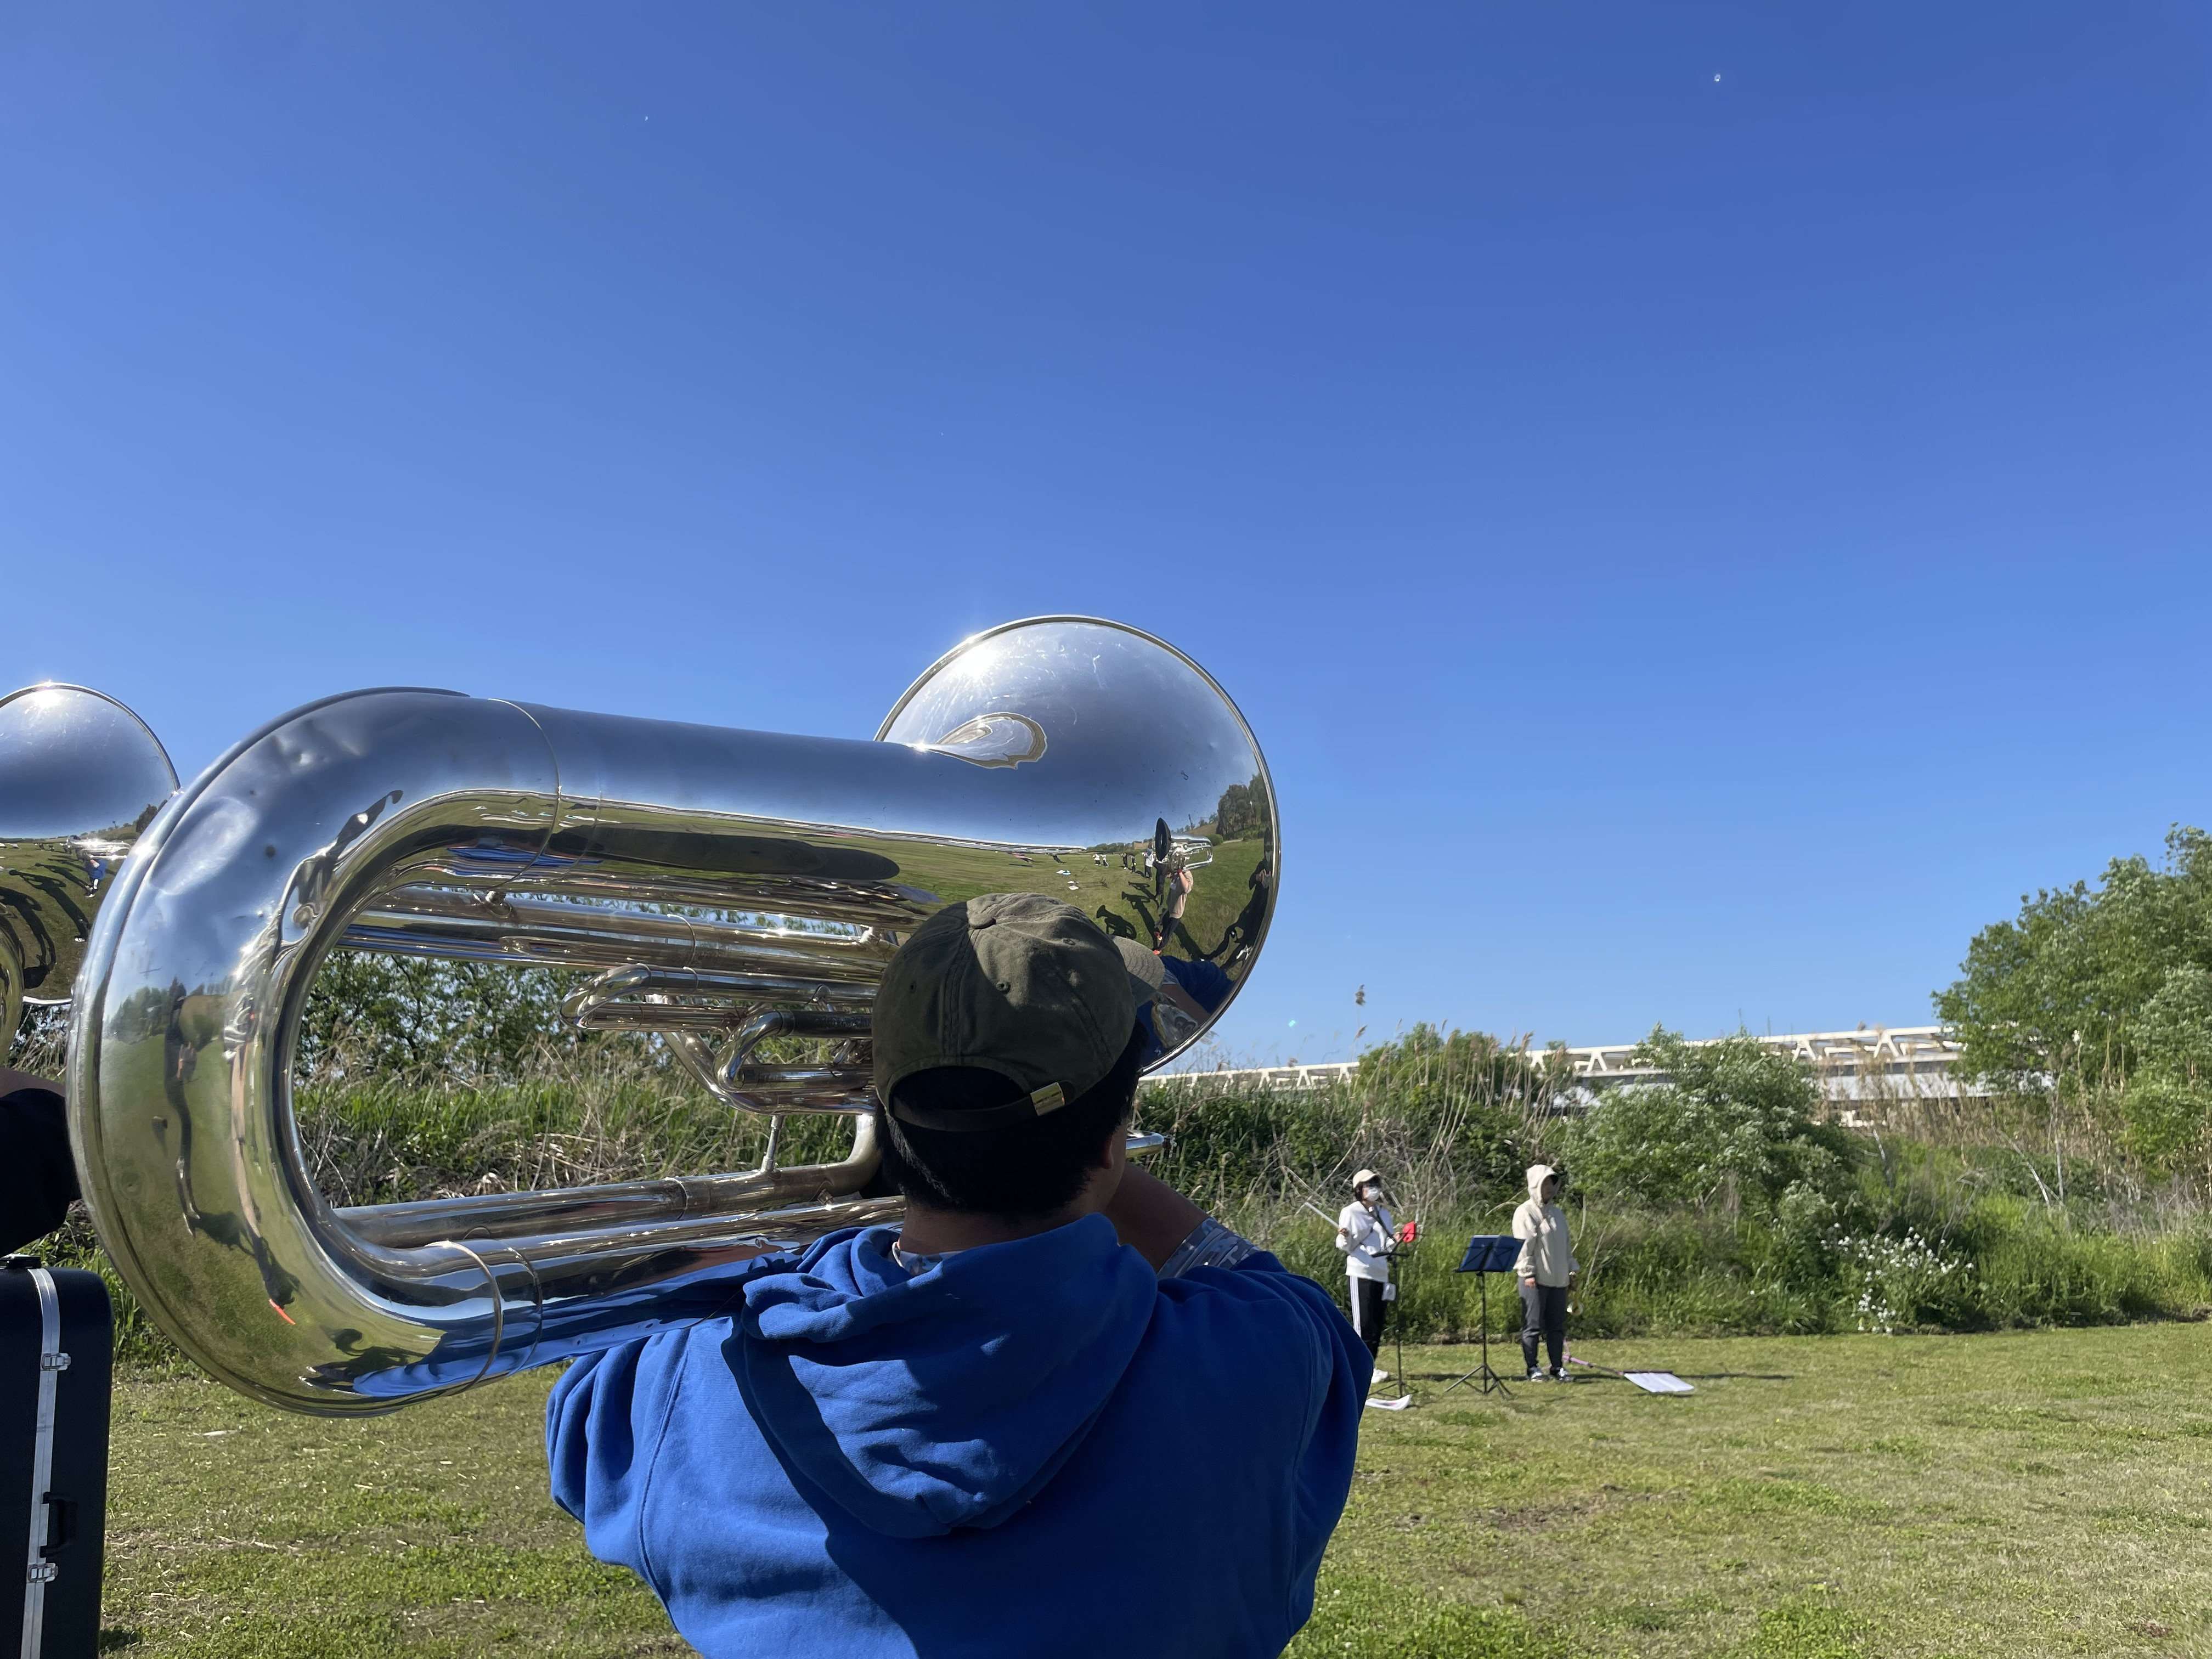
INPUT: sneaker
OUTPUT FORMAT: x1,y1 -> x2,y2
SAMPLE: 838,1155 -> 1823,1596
1372,1368 -> 1390,1384
1527,1368 -> 1545,1382
1549,1368 -> 1570,1383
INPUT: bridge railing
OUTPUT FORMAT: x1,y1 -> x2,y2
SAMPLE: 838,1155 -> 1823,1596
1153,1026 -> 1992,1115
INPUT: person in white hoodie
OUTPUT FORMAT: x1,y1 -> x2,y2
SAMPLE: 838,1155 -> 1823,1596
1335,1168 -> 1397,1383
1511,1164 -> 1577,1381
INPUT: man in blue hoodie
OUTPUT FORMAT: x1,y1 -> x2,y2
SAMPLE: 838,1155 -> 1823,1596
547,893 -> 1369,1658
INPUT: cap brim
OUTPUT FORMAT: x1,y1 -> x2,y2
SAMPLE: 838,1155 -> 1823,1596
1114,937 -> 1165,1005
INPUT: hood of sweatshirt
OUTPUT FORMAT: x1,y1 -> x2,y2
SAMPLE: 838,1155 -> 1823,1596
727,1212 -> 1157,1541
1525,1164 -> 1557,1204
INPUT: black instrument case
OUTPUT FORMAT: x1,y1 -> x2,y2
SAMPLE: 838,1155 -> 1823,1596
0,1258 -> 112,1659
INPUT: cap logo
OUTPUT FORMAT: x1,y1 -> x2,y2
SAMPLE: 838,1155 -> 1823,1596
887,1077 -> 1074,1133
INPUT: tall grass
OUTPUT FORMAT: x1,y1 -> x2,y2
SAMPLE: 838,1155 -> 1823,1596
1144,1075 -> 2212,1341
294,1051 -> 862,1207
24,1034 -> 876,1368
23,1028 -> 2212,1370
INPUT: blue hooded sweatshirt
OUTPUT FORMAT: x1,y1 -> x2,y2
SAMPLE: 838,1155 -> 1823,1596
546,1213 -> 1368,1659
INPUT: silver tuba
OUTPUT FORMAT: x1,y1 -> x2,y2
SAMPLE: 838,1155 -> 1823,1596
0,684 -> 177,1051
66,618 -> 1277,1414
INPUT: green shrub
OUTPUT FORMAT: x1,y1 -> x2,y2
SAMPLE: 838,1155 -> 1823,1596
1836,1231 -> 1976,1334
1560,1028 -> 1861,1214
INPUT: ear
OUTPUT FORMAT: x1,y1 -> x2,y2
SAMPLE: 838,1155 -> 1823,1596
1094,1126 -> 1122,1170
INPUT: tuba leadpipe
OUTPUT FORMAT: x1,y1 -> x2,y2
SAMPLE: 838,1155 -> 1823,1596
65,618 -> 1277,1414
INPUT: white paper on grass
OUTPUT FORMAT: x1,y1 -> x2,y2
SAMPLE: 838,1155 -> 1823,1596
1364,1394 -> 1415,1410
1622,1371 -> 1693,1395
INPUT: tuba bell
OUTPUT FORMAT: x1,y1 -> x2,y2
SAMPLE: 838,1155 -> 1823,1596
61,617 -> 1277,1414
0,684 -> 177,1052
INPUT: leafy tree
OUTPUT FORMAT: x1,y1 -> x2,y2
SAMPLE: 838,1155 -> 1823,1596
1210,779 -> 1266,842
2117,964 -> 2212,1175
1933,826 -> 2212,1133
1562,1027 -> 1857,1214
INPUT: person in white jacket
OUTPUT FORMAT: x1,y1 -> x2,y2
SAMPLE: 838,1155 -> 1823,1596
1511,1164 -> 1578,1381
1335,1168 -> 1396,1383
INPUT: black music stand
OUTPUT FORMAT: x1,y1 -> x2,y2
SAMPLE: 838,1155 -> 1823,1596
1438,1235 -> 1521,1398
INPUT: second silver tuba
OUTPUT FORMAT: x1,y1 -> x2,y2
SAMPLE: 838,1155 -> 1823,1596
67,617 -> 1277,1414
0,683 -> 176,1050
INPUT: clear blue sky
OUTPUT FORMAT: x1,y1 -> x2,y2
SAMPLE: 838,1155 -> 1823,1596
4,5 -> 2207,1064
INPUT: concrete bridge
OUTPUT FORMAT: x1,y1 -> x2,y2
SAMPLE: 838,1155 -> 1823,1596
1153,1026 -> 1985,1121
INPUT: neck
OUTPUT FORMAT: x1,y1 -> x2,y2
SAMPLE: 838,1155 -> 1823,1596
893,1136 -> 1125,1256
896,1196 -> 1090,1256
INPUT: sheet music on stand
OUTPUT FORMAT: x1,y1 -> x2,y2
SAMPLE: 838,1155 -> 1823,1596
1457,1235 -> 1523,1274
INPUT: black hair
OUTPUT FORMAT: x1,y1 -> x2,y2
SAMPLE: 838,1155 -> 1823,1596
877,1023 -> 1148,1220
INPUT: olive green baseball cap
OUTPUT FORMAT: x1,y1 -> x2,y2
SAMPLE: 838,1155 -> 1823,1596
873,893 -> 1139,1132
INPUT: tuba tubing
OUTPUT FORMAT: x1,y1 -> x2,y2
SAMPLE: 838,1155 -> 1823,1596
66,618 -> 1276,1414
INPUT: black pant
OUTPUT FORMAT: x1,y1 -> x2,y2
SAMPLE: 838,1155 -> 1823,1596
1348,1277 -> 1386,1361
1520,1280 -> 1566,1374
0,1087 -> 77,1255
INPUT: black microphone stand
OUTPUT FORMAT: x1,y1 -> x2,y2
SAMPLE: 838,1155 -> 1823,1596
1380,1239 -> 1412,1402
1379,1197 -> 1415,1403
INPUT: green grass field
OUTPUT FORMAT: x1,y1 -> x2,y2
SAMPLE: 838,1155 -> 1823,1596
99,1324 -> 2212,1657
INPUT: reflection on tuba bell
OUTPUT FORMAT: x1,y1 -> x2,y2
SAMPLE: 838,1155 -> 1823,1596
63,617 -> 1278,1414
0,684 -> 177,1051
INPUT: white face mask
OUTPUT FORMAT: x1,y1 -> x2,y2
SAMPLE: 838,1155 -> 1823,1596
1360,1184 -> 1383,1203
